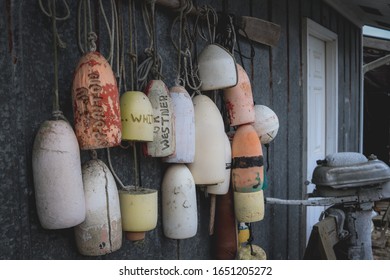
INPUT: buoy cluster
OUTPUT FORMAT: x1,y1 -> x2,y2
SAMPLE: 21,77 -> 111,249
31,2 -> 279,260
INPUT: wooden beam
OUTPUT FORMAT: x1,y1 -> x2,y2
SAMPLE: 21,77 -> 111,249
364,36 -> 390,52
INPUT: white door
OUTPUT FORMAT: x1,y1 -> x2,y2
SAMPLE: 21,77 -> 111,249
306,35 -> 327,241
304,18 -> 338,244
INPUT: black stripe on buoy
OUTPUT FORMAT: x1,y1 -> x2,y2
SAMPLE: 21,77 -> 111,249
232,156 -> 264,169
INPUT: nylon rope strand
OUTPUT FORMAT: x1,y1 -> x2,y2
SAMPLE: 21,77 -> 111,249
137,0 -> 163,90
39,0 -> 70,119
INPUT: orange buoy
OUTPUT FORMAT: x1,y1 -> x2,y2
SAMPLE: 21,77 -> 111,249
72,51 -> 121,149
232,124 -> 264,192
223,64 -> 255,126
120,91 -> 154,142
163,86 -> 195,163
162,164 -> 198,239
143,80 -> 175,157
75,159 -> 122,256
32,119 -> 86,229
187,94 -> 225,185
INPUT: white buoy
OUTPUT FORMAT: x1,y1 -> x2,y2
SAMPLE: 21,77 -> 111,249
253,105 -> 279,144
32,119 -> 86,229
234,190 -> 265,223
198,44 -> 238,91
187,95 -> 225,185
74,159 -> 122,256
144,80 -> 175,157
163,86 -> 195,163
162,164 -> 198,239
207,133 -> 232,195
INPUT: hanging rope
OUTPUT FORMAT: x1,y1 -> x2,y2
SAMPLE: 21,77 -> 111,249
137,0 -> 163,90
39,0 -> 70,119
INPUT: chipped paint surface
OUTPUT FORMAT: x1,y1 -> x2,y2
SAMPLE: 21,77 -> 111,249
223,64 -> 255,126
144,80 -> 175,157
72,52 -> 121,149
74,159 -> 122,256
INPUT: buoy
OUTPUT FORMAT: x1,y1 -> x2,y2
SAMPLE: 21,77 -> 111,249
32,119 -> 86,229
187,95 -> 225,185
163,86 -> 195,163
211,186 -> 237,260
234,190 -> 265,223
237,222 -> 250,244
253,105 -> 279,144
236,244 -> 267,260
223,63 -> 255,126
162,164 -> 198,239
75,159 -> 122,256
232,124 -> 264,192
143,80 -> 175,157
72,51 -> 121,149
120,91 -> 154,142
207,133 -> 232,195
119,186 -> 158,241
198,44 -> 238,91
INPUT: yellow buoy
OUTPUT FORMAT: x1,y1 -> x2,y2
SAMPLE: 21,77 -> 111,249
120,91 -> 154,142
234,190 -> 265,223
236,244 -> 267,260
119,186 -> 158,241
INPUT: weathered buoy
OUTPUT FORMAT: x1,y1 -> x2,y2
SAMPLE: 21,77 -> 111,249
187,95 -> 225,185
232,124 -> 264,192
120,91 -> 154,142
163,86 -> 195,163
119,186 -> 158,241
234,190 -> 264,223
75,159 -> 122,256
72,51 -> 121,149
211,186 -> 237,260
253,105 -> 279,144
198,44 -> 238,91
236,244 -> 267,260
207,133 -> 232,195
162,164 -> 198,239
143,80 -> 175,157
32,119 -> 86,229
223,63 -> 255,126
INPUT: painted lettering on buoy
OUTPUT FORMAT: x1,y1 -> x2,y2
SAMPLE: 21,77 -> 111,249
72,52 -> 121,149
152,95 -> 172,151
75,71 -> 109,147
129,113 -> 153,124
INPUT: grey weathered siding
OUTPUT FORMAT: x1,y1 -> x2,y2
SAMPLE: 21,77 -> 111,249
0,0 -> 361,260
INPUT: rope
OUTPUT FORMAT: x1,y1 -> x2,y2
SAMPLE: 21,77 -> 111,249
106,148 -> 126,190
38,0 -> 70,118
137,0 -> 163,90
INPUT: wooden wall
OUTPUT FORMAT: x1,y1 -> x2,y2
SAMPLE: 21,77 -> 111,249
0,0 -> 361,260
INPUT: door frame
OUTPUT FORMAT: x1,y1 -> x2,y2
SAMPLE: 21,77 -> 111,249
302,18 -> 338,240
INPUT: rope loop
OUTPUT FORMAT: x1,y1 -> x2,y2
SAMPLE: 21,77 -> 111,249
87,31 -> 98,52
